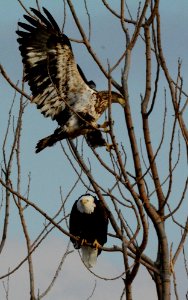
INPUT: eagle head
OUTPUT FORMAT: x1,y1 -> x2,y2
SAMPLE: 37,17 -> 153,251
77,195 -> 96,214
111,91 -> 126,107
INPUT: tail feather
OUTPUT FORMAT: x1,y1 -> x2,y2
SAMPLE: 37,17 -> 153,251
35,131 -> 66,153
86,130 -> 106,148
81,246 -> 98,268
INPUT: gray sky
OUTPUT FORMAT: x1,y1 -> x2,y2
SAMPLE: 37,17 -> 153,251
0,1 -> 188,299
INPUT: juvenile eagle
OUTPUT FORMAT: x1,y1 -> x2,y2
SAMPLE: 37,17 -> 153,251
69,194 -> 108,268
16,7 -> 125,153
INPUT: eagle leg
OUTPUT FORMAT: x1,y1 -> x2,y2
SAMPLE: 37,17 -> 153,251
72,237 -> 87,249
81,239 -> 88,246
105,143 -> 114,152
92,239 -> 101,250
97,120 -> 114,132
99,120 -> 110,129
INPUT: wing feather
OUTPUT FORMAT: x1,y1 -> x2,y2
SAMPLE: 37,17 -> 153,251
30,7 -> 56,30
43,7 -> 62,32
17,22 -> 36,33
17,7 -> 92,121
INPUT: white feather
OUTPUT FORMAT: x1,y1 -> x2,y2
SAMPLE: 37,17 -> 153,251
81,246 -> 98,268
77,195 -> 96,214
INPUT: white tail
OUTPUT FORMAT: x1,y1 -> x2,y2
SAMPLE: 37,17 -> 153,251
81,246 -> 98,268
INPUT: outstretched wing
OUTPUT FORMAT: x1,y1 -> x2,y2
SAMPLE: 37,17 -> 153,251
16,7 -> 93,121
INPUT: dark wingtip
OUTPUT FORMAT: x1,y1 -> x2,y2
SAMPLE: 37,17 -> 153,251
29,7 -> 38,13
42,7 -> 49,14
35,140 -> 43,153
87,80 -> 96,89
35,146 -> 41,153
42,6 -> 61,32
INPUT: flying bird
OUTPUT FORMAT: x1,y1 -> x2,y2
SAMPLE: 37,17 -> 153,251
69,194 -> 108,268
16,7 -> 125,153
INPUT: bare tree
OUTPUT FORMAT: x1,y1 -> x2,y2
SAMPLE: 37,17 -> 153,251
0,1 -> 188,299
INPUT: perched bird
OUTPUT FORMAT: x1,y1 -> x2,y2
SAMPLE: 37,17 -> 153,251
16,7 -> 125,153
69,194 -> 108,268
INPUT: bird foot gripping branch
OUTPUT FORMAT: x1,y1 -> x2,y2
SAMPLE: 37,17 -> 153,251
69,194 -> 109,267
92,239 -> 101,250
97,120 -> 115,133
81,239 -> 88,246
105,143 -> 114,152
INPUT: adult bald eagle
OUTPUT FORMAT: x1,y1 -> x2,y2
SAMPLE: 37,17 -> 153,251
16,7 -> 125,153
69,194 -> 108,268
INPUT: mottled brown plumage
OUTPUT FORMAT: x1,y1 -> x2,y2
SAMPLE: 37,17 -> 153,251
16,7 -> 125,152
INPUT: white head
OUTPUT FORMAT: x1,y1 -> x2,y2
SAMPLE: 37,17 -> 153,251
77,195 -> 96,214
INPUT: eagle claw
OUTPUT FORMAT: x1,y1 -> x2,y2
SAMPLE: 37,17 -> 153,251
105,143 -> 114,151
100,120 -> 112,129
96,121 -> 110,133
81,239 -> 88,246
74,236 -> 87,248
92,240 -> 101,250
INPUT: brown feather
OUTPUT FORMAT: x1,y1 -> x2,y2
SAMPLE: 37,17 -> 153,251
17,8 -> 125,152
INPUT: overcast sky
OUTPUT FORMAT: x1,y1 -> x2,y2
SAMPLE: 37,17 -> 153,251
0,1 -> 188,299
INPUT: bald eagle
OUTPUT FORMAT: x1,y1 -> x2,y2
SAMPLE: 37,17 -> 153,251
16,7 -> 125,153
69,194 -> 108,268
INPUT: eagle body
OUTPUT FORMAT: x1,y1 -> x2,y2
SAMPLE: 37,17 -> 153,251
69,194 -> 108,268
17,7 -> 125,152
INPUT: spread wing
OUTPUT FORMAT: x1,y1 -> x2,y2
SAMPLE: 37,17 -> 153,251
16,7 -> 93,121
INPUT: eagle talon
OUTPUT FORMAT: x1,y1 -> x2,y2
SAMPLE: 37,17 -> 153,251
92,240 -> 101,250
81,239 -> 87,246
97,121 -> 112,131
74,237 -> 87,248
100,120 -> 110,129
98,120 -> 115,133
105,144 -> 114,151
103,127 -> 110,133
